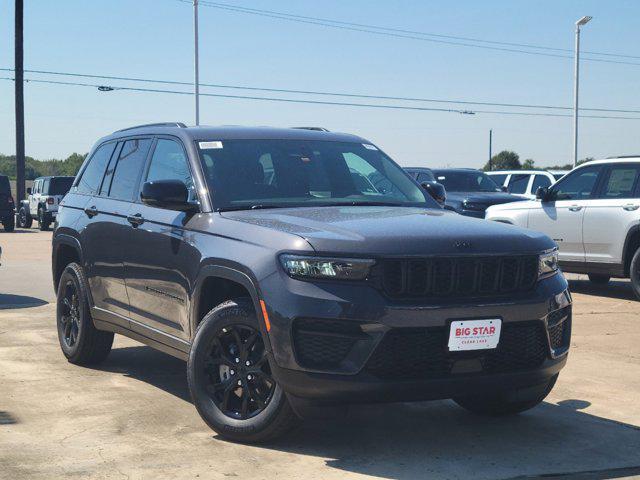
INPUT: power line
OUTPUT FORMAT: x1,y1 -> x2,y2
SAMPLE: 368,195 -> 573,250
3,76 -> 640,120
188,0 -> 640,61
179,0 -> 640,67
3,67 -> 640,114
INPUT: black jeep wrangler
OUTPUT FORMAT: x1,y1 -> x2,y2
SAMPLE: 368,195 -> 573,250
1,175 -> 16,232
52,123 -> 571,442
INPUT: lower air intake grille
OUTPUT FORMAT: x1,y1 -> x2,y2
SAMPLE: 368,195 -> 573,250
292,319 -> 363,370
365,322 -> 548,380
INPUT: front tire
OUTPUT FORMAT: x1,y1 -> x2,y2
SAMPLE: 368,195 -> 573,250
56,262 -> 114,365
187,298 -> 298,443
630,248 -> 640,300
454,374 -> 558,416
588,274 -> 610,285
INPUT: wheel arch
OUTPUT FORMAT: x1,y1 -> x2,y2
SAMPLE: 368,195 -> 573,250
52,234 -> 84,292
190,264 -> 267,345
622,225 -> 640,276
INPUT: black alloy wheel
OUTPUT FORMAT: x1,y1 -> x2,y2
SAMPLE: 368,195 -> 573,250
203,324 -> 276,420
58,279 -> 80,348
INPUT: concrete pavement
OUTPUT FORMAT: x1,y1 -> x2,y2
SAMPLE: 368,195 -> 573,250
1,230 -> 640,479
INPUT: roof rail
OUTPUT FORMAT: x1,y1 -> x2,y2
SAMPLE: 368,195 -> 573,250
606,155 -> 640,159
114,122 -> 187,133
291,127 -> 330,132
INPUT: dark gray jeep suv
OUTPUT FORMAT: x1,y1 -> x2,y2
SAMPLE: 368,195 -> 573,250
52,123 -> 571,442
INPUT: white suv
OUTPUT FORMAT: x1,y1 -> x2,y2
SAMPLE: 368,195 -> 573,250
486,158 -> 640,298
486,170 -> 557,199
16,176 -> 74,230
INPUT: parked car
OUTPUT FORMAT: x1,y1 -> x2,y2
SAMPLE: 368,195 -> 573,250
16,176 -> 75,230
486,157 -> 640,298
487,170 -> 557,199
0,175 -> 15,232
404,167 -> 446,205
53,123 -> 571,442
431,168 -> 527,217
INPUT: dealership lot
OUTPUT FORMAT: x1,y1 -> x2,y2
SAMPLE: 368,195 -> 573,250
1,229 -> 640,480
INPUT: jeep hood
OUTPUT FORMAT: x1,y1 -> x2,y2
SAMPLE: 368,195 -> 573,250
221,206 -> 554,256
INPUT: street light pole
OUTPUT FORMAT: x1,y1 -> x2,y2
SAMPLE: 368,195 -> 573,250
193,0 -> 200,126
15,0 -> 25,205
573,16 -> 592,168
488,129 -> 493,171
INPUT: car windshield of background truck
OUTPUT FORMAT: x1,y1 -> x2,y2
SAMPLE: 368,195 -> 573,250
197,139 -> 435,211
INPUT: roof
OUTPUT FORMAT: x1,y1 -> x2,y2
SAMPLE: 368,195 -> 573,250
486,170 -> 555,175
100,124 -> 367,144
404,167 -> 433,171
580,157 -> 640,166
431,168 -> 481,173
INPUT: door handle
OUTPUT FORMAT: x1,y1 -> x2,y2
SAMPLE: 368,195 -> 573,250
127,213 -> 145,227
623,204 -> 639,211
84,205 -> 98,218
568,205 -> 583,212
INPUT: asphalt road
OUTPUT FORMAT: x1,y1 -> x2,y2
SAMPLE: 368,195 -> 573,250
1,229 -> 640,480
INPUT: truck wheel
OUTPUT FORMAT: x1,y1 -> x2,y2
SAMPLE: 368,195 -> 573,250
454,374 -> 558,416
17,206 -> 32,228
56,262 -> 114,365
38,207 -> 50,231
629,248 -> 640,300
187,298 -> 299,443
3,215 -> 15,232
588,274 -> 610,285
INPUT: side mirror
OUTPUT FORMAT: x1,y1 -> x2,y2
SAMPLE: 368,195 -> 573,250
140,180 -> 197,212
421,181 -> 446,206
536,186 -> 550,201
27,187 -> 32,195
501,186 -> 508,192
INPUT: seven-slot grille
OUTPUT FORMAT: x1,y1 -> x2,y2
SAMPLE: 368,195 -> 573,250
370,255 -> 539,299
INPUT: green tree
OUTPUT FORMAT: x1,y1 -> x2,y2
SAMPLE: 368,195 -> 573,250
483,150 -> 521,171
522,158 -> 535,169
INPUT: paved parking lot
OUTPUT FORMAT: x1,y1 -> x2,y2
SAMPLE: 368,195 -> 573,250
1,229 -> 640,479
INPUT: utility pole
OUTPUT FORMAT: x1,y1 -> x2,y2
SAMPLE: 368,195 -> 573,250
488,129 -> 493,171
573,16 -> 592,168
15,0 -> 25,203
193,0 -> 200,125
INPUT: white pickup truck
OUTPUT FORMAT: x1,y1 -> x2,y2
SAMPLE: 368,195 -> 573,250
16,176 -> 74,230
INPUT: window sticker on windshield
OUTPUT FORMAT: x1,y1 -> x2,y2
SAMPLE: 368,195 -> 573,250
362,144 -> 378,150
199,141 -> 223,149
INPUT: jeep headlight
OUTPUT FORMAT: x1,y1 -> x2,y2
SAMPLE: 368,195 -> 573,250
539,249 -> 559,277
280,255 -> 375,280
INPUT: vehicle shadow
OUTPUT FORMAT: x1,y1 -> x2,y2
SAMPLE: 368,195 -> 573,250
102,345 -> 640,480
0,228 -> 39,234
0,293 -> 48,309
568,279 -> 636,301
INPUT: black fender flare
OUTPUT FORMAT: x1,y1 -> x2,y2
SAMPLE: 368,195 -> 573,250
51,233 -> 84,290
622,224 -> 640,274
189,263 -> 270,349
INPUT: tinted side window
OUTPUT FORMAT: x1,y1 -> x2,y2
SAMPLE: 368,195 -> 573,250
76,143 -> 117,195
552,165 -> 603,200
599,165 -> 640,199
108,139 -> 152,201
417,172 -> 435,183
42,178 -> 50,194
531,174 -> 552,193
489,174 -> 508,186
145,139 -> 196,202
507,174 -> 530,194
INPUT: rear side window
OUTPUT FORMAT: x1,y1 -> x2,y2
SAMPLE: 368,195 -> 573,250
531,174 -> 552,193
76,142 -> 117,195
600,165 -> 640,199
107,139 -> 152,201
507,174 -> 530,194
42,178 -> 50,194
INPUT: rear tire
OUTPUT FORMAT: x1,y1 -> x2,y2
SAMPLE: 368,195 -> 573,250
629,248 -> 640,301
588,274 -> 610,285
187,298 -> 299,443
454,374 -> 558,416
56,262 -> 113,365
2,215 -> 15,232
17,207 -> 32,229
38,207 -> 50,231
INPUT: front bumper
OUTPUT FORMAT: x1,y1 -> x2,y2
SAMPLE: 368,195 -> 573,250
261,270 -> 571,402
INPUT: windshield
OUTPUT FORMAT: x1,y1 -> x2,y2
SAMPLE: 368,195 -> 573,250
48,177 -> 74,196
433,170 -> 500,193
197,139 -> 436,210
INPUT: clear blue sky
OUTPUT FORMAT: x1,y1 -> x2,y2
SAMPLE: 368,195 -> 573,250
1,0 -> 639,168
